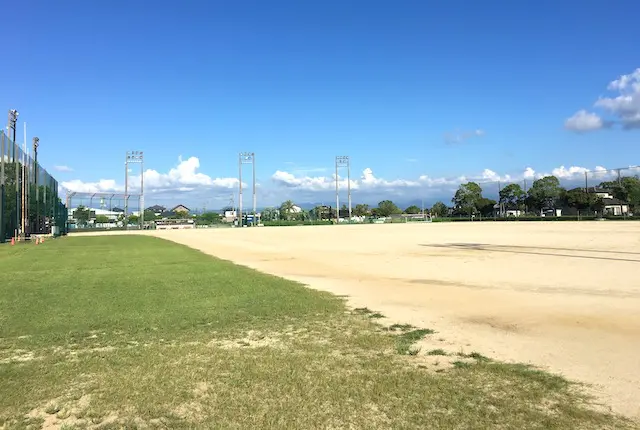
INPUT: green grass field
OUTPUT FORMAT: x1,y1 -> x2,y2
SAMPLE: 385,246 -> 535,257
0,236 -> 635,429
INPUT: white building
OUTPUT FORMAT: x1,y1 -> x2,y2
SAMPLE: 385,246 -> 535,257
589,188 -> 630,216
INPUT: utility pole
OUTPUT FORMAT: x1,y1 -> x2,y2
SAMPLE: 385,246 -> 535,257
584,171 -> 588,193
523,179 -> 528,214
497,181 -> 502,218
335,156 -> 350,223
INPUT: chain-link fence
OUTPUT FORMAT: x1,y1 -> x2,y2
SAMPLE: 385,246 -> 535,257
0,131 -> 67,242
66,192 -> 144,230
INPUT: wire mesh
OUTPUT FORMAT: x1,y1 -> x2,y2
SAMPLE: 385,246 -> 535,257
0,131 -> 66,241
66,192 -> 143,230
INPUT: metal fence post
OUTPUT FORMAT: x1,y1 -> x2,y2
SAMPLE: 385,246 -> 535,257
0,132 -> 5,242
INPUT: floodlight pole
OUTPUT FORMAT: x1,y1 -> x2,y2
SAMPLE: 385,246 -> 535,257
21,122 -> 27,237
335,159 -> 339,223
125,150 -> 144,230
33,137 -> 39,233
252,154 -> 256,226
238,152 -> 255,226
0,130 -> 5,242
238,155 -> 242,225
335,156 -> 350,223
7,110 -> 18,237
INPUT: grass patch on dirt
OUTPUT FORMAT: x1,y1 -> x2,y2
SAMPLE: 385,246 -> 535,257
0,236 -> 636,429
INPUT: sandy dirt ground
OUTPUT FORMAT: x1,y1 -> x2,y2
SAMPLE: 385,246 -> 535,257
89,222 -> 640,418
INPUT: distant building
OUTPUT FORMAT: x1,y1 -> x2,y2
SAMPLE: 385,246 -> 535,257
493,203 -> 523,218
222,210 -> 237,223
171,204 -> 190,215
146,205 -> 166,216
588,187 -> 630,216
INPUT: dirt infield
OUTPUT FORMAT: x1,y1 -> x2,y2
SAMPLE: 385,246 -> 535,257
106,222 -> 640,417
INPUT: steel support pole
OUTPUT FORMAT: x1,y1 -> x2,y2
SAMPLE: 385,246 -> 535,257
584,171 -> 588,193
124,155 -> 129,230
0,132 -> 5,242
335,159 -> 339,223
238,154 -> 243,226
347,159 -> 351,221
8,112 -> 19,238
33,138 -> 39,233
252,154 -> 256,226
140,157 -> 144,229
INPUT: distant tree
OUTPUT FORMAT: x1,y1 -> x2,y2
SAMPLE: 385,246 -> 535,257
296,210 -> 311,221
565,188 -> 594,213
128,214 -> 139,224
174,210 -> 188,219
143,210 -> 157,221
261,207 -> 279,221
197,212 -> 221,224
430,201 -> 448,218
376,200 -> 402,217
527,176 -> 564,213
309,205 -> 324,220
353,204 -> 370,217
404,205 -> 421,214
499,183 -> 526,211
279,200 -> 296,220
452,182 -> 483,216
592,196 -> 605,214
340,204 -> 350,218
95,215 -> 110,224
476,197 -> 497,217
74,205 -> 90,226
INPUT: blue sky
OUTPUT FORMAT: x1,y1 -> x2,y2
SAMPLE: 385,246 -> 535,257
3,0 -> 640,208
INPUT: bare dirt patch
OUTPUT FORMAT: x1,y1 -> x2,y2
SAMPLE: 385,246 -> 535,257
148,222 -> 640,419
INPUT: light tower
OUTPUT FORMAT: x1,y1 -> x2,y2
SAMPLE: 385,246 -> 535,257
238,152 -> 256,226
7,110 -> 18,237
335,156 -> 351,223
124,150 -> 144,230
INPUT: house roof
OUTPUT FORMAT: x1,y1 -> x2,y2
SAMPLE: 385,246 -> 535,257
171,204 -> 190,212
603,197 -> 627,206
147,205 -> 166,211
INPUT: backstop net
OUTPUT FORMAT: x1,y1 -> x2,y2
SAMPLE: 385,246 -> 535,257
0,131 -> 67,242
66,191 -> 143,230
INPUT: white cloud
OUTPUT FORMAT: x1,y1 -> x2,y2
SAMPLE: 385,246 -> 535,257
271,167 -> 420,193
60,153 -> 640,208
523,167 -> 536,179
566,68 -> 640,131
444,129 -> 486,144
62,156 -> 241,194
54,165 -> 73,172
548,165 -> 605,178
270,164 -> 635,202
564,110 -> 604,132
62,179 -> 121,193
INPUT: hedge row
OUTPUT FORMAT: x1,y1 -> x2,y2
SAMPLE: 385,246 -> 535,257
261,220 -> 334,227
